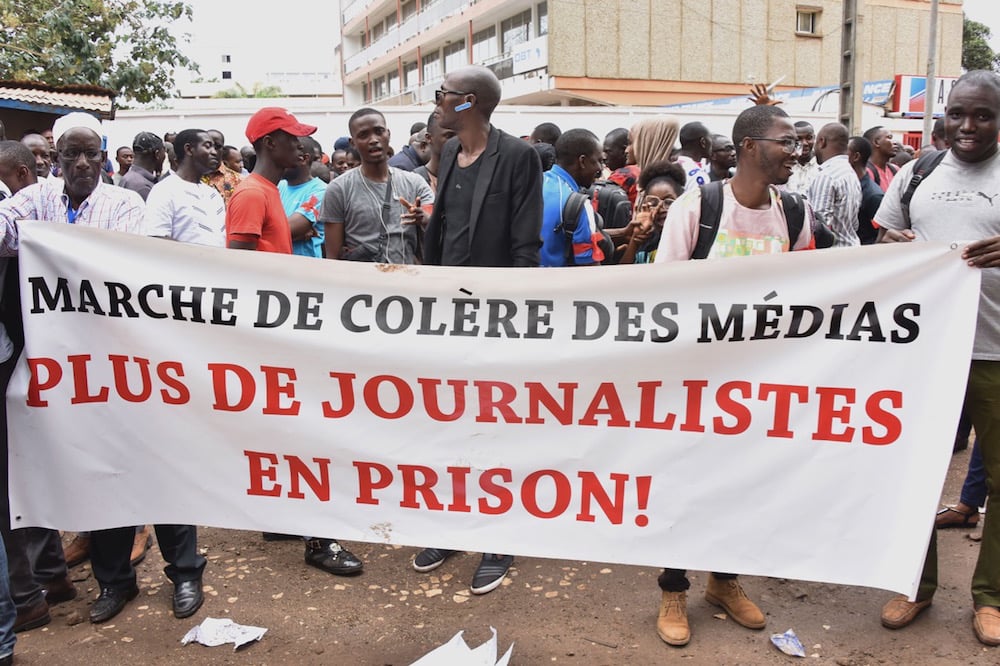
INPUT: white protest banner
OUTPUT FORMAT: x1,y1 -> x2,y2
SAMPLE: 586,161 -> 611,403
7,222 -> 980,597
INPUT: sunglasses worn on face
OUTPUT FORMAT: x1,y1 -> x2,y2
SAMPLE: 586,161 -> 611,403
435,88 -> 468,103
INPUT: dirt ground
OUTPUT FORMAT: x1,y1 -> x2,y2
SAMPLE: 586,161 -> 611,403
9,446 -> 998,665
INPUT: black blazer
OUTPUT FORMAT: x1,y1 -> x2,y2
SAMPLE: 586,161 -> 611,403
424,126 -> 542,267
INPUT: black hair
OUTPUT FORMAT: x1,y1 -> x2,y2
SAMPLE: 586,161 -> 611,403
348,107 -> 385,135
409,121 -> 427,135
532,122 -> 562,144
638,159 -> 686,193
172,129 -> 208,165
299,135 -> 321,160
862,125 -> 885,143
533,142 -> 556,171
346,146 -> 361,161
0,140 -> 35,172
679,122 -> 710,147
848,136 -> 872,163
732,106 -> 789,156
554,128 -> 599,167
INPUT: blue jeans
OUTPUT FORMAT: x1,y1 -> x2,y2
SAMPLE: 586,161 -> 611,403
961,438 -> 988,509
0,531 -> 16,659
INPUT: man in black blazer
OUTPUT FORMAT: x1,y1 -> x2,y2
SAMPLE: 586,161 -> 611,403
413,65 -> 542,594
422,65 -> 542,268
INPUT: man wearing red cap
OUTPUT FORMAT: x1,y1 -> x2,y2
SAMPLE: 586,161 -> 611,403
226,107 -> 365,577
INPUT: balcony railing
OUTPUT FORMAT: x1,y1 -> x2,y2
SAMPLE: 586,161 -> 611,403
344,0 -> 472,75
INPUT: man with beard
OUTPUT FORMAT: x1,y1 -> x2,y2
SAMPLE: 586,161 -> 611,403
0,112 -> 145,625
874,69 -> 1000,647
651,104 -> 813,647
321,108 -> 432,263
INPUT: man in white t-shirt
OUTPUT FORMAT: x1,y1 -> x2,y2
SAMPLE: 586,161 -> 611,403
675,122 -> 712,192
874,69 -> 1000,648
145,129 -> 226,246
652,104 -> 813,647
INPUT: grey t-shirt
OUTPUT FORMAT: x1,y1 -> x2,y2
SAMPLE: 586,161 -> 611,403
875,149 -> 1000,360
320,167 -> 434,264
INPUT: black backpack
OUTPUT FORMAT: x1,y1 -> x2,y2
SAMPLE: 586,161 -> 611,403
900,149 -> 947,226
865,160 -> 899,186
557,191 -> 614,266
586,180 -> 632,230
692,181 -> 807,259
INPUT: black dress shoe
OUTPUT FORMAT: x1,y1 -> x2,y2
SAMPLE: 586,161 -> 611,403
304,538 -> 363,575
0,652 -> 12,665
90,584 -> 139,623
172,579 -> 204,619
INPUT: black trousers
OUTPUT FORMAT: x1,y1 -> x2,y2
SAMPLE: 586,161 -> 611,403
90,524 -> 205,590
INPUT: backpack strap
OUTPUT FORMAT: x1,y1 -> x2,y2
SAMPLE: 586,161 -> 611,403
559,191 -> 589,266
692,181 -> 724,259
866,162 -> 880,186
778,190 -> 805,249
900,149 -> 947,227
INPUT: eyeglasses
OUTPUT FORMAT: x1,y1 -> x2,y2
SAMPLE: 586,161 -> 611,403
59,148 -> 102,162
747,137 -> 803,154
435,88 -> 468,103
641,195 -> 675,209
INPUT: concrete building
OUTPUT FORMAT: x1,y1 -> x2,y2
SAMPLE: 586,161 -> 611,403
340,0 -> 964,107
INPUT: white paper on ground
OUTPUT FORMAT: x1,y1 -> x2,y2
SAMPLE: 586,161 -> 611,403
180,617 -> 267,651
410,627 -> 513,665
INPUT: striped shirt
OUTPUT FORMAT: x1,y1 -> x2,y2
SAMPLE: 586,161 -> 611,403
0,177 -> 145,255
807,154 -> 862,248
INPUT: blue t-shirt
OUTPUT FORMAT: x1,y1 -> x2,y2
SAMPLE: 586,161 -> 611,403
278,177 -> 328,257
540,165 -> 601,267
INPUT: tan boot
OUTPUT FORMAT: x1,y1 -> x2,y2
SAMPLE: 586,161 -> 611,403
656,590 -> 690,646
130,526 -> 153,566
63,533 -> 91,567
705,575 -> 766,629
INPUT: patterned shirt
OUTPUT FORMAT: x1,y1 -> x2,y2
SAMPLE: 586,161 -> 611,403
807,154 -> 862,248
202,164 -> 244,206
0,177 -> 145,255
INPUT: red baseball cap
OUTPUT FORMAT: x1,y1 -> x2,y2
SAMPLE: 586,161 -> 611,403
245,107 -> 317,143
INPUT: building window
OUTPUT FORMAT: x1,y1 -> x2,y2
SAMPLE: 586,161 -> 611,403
403,61 -> 419,89
222,71 -> 232,80
373,75 -> 388,99
537,2 -> 547,36
360,30 -> 368,48
385,10 -> 397,31
371,20 -> 384,42
443,40 -> 467,72
388,70 -> 400,95
221,54 -> 231,64
501,10 -> 532,54
472,26 -> 498,63
422,50 -> 441,82
796,9 -> 819,35
401,0 -> 416,21
362,81 -> 370,102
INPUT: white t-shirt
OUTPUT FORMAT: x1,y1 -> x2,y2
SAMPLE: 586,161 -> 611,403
875,149 -> 1000,360
144,174 -> 226,247
677,155 -> 710,192
654,183 -> 813,261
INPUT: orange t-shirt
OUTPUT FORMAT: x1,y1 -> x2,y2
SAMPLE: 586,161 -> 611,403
225,173 -> 293,254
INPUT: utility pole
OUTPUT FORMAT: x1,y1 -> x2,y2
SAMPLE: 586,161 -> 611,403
922,0 -> 940,147
839,0 -> 860,132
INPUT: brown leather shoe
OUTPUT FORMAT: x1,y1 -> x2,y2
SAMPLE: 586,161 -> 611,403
705,575 -> 766,629
656,590 -> 690,646
44,575 -> 78,605
63,533 -> 91,567
974,606 -> 1000,646
881,594 -> 932,629
130,526 -> 153,566
14,599 -> 51,633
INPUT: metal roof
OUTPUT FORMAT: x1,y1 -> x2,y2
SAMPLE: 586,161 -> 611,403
0,80 -> 117,119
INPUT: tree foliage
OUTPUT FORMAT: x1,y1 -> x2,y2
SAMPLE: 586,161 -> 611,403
213,82 -> 284,99
962,15 -> 1000,73
0,0 -> 198,103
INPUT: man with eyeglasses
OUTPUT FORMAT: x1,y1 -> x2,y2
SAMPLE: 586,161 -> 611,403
708,134 -> 736,182
0,113 -> 146,625
417,65 -> 542,595
651,105 -> 813,647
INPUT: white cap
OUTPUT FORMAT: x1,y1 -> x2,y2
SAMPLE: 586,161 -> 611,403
52,112 -> 104,145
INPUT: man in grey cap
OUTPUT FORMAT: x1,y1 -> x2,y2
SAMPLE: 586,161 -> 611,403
119,132 -> 165,201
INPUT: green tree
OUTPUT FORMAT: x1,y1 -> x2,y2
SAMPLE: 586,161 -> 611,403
213,82 -> 283,99
0,0 -> 198,103
962,15 -> 1000,72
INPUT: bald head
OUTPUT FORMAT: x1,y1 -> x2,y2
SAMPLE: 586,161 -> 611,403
814,122 -> 851,164
448,65 -> 502,117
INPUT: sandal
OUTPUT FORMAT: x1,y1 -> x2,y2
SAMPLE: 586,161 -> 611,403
935,505 -> 979,529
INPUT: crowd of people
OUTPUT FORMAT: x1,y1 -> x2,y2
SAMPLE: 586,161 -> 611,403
0,65 -> 999,662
